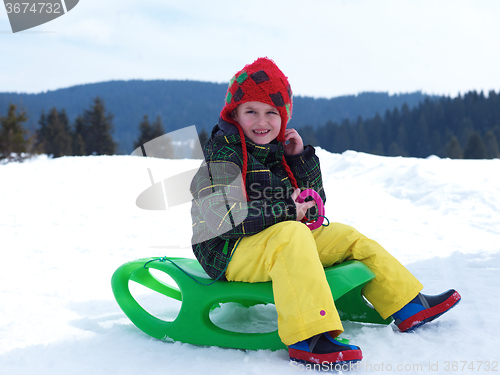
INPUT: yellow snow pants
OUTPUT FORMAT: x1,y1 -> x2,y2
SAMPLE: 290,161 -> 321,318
225,221 -> 423,346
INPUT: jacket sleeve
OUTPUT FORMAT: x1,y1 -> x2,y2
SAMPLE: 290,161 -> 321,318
285,145 -> 326,202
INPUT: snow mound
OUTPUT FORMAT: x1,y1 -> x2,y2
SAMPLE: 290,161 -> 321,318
1,151 -> 499,374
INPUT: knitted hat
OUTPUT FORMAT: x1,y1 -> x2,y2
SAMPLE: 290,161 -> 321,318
220,57 -> 298,199
220,57 -> 293,143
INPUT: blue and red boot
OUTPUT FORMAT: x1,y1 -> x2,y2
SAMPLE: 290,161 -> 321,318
393,289 -> 461,332
288,332 -> 362,365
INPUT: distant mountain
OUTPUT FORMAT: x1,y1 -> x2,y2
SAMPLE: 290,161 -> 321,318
0,80 -> 435,153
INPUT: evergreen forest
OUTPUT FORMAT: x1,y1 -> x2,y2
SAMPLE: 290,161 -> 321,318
299,91 -> 500,159
1,79 -> 499,161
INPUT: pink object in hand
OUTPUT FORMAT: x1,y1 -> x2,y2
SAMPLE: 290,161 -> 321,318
296,189 -> 325,230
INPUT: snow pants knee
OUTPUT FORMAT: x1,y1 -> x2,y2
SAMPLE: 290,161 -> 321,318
225,221 -> 423,346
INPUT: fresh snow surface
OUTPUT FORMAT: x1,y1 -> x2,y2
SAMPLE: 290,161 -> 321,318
1,149 -> 499,374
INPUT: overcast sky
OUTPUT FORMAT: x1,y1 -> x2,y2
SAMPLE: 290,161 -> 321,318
1,0 -> 500,98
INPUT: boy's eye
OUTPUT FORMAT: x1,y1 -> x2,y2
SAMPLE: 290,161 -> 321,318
243,109 -> 278,115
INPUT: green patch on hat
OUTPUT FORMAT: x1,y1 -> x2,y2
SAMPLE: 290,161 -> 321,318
226,92 -> 232,104
236,71 -> 248,84
285,103 -> 292,120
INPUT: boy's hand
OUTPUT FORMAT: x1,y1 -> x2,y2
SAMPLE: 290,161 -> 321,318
284,128 -> 304,156
291,188 -> 316,221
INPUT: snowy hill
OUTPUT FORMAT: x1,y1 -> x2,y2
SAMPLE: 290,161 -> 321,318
1,150 -> 499,374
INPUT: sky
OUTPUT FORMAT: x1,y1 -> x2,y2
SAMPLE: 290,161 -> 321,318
1,0 -> 500,98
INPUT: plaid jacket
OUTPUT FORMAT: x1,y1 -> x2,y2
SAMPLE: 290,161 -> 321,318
190,121 -> 325,279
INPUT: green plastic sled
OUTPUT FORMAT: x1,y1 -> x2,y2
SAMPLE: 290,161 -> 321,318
111,257 -> 391,351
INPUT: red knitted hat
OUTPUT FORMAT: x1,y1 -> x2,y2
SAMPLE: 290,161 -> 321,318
220,57 -> 293,142
220,57 -> 298,198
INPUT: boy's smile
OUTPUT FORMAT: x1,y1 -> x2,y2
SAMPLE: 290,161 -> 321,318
233,101 -> 281,145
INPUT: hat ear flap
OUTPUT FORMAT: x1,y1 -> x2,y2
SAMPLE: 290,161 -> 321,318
234,124 -> 250,202
281,156 -> 298,190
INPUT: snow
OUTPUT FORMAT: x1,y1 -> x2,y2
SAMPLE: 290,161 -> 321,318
1,150 -> 499,374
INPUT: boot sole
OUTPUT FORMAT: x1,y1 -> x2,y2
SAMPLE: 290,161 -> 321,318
289,347 -> 363,365
398,291 -> 461,332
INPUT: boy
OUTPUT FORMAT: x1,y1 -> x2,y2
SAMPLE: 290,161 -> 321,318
190,57 -> 460,365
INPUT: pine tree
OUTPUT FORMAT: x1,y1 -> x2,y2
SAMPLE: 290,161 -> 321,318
198,128 -> 209,148
36,108 -> 73,157
298,125 -> 318,147
317,120 -> 337,152
132,115 -> 174,158
446,136 -> 463,159
332,120 -> 351,153
492,126 -> 500,148
430,129 -> 443,157
398,104 -> 412,155
35,110 -> 48,153
387,142 -> 403,157
192,128 -> 209,159
414,113 -> 430,157
457,118 -> 475,149
0,104 -> 28,160
382,109 -> 394,152
483,131 -> 499,159
367,114 -> 384,155
353,118 -> 370,153
396,123 -> 409,156
81,97 -> 116,155
72,115 -> 86,156
463,132 -> 487,159
134,115 -> 165,150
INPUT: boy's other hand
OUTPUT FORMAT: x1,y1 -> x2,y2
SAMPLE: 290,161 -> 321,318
291,188 -> 316,221
284,128 -> 304,156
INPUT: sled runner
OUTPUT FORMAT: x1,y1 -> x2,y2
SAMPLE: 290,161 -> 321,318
111,257 -> 392,351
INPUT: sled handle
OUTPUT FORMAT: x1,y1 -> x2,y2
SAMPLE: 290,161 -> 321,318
296,189 -> 325,230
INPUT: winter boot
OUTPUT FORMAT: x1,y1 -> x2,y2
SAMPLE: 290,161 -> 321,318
393,289 -> 461,332
288,332 -> 362,365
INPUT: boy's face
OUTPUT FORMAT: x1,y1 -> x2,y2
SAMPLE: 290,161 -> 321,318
233,101 -> 281,145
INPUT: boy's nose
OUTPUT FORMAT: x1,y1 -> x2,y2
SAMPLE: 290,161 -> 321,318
256,114 -> 267,125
